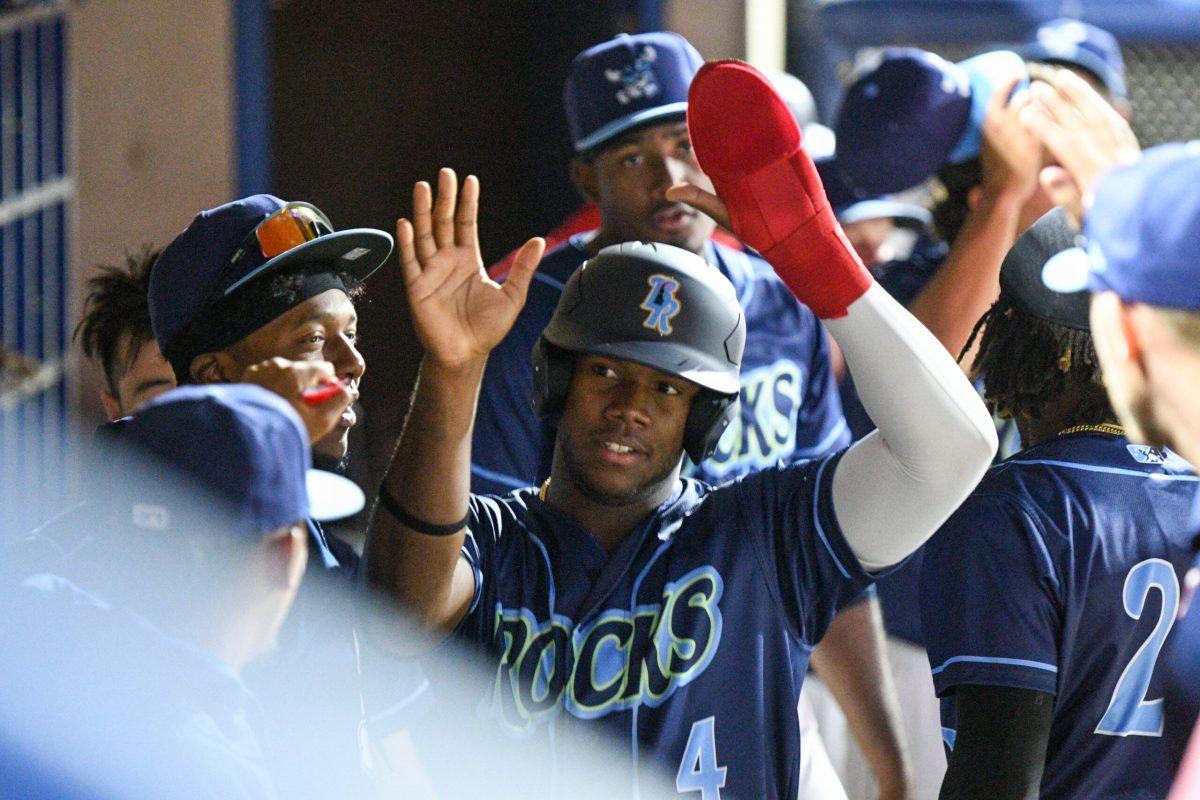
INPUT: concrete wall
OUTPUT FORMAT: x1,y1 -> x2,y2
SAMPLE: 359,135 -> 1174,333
69,0 -> 234,423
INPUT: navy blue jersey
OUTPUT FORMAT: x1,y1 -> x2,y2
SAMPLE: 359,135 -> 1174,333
1163,515 -> 1200,767
470,234 -> 848,494
921,432 -> 1200,799
453,452 -> 878,799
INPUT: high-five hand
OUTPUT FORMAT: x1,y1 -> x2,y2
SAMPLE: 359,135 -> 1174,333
397,168 -> 545,368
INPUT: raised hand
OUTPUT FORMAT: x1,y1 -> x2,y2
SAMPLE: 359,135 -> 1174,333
979,77 -> 1043,203
1020,69 -> 1140,227
666,182 -> 731,232
240,356 -> 354,444
398,168 -> 544,368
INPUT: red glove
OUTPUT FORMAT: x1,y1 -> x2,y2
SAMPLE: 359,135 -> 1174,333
687,60 -> 872,319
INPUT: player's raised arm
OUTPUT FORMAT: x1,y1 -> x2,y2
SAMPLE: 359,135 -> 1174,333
671,61 -> 996,570
365,169 -> 544,635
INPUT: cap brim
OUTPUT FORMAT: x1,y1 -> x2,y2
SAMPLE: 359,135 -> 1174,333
948,51 -> 1027,164
574,103 -> 688,152
224,228 -> 394,297
837,198 -> 931,227
306,469 -> 366,522
1016,43 -> 1122,97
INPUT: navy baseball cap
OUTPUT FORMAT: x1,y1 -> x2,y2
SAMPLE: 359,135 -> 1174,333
564,32 -> 703,153
827,48 -> 1026,199
103,384 -> 364,537
1082,142 -> 1200,310
1017,18 -> 1126,99
1005,207 -> 1091,330
149,195 -> 392,372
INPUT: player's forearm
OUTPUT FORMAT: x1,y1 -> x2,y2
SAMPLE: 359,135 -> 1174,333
827,284 -> 997,570
366,355 -> 484,624
809,598 -> 912,799
907,190 -> 1023,370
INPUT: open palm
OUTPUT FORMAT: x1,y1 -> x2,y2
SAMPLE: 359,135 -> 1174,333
398,168 -> 544,367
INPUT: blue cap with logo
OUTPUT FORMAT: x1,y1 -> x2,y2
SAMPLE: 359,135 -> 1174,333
1083,142 -> 1200,310
149,194 -> 392,371
1017,17 -> 1126,99
825,48 -> 1027,200
563,32 -> 703,153
105,383 -> 364,537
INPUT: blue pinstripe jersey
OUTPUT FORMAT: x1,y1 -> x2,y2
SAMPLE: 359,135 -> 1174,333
451,452 -> 877,799
469,235 -> 849,495
921,432 -> 1200,799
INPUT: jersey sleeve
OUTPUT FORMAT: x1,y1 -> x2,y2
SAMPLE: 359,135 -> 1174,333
792,309 -> 850,459
469,292 -> 552,495
920,493 -> 1062,697
454,492 -> 531,644
734,450 -> 876,647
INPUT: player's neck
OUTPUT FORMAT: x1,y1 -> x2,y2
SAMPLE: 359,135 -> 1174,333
543,474 -> 677,554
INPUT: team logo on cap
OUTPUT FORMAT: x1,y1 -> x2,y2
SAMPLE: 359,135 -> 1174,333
641,274 -> 682,335
606,45 -> 659,106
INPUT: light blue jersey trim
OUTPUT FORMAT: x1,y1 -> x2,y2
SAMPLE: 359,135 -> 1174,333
470,463 -> 529,492
931,654 -> 1059,676
1005,458 -> 1200,481
812,457 -> 852,580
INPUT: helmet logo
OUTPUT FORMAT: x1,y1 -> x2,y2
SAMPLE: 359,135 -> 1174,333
640,274 -> 682,336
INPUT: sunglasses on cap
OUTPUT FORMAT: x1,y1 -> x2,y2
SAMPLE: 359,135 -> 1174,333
220,202 -> 335,297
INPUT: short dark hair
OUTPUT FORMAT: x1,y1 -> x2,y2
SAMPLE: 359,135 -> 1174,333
964,292 -> 1114,427
931,158 -> 982,245
74,247 -> 161,394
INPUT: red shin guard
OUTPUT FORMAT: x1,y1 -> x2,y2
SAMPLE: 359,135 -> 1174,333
687,60 -> 872,319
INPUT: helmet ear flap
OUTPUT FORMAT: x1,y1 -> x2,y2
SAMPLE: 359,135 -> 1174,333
530,338 -> 575,417
683,391 -> 739,464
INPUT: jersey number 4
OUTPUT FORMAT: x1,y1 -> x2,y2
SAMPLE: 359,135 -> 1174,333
676,717 -> 727,799
1096,558 -> 1180,737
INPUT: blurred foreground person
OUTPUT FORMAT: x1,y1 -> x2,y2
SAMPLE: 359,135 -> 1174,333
922,209 -> 1197,800
73,246 -> 176,420
0,384 -> 362,799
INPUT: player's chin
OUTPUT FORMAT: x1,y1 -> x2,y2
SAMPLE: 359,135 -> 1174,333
312,427 -> 350,463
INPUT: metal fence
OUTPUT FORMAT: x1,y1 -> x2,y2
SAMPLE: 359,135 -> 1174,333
0,1 -> 73,536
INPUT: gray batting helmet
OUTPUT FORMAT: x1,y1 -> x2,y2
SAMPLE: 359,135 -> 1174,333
530,241 -> 746,464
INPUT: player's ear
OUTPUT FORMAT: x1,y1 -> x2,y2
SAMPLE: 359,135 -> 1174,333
570,156 -> 599,203
100,388 -> 123,421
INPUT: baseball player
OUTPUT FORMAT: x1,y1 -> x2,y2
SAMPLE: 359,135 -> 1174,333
74,247 -> 177,420
144,196 -> 435,796
472,32 -> 907,798
366,61 -> 996,798
920,207 -> 1198,799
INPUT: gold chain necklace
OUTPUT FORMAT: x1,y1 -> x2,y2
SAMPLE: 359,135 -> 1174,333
539,478 -> 551,501
1057,423 -> 1126,438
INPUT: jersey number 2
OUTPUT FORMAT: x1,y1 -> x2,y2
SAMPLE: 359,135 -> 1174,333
676,717 -> 727,799
1096,558 -> 1180,737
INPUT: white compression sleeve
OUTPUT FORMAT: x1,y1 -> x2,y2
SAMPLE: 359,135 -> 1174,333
825,282 -> 997,571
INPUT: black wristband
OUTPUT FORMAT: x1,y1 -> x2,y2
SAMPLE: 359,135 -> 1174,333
378,484 -> 468,537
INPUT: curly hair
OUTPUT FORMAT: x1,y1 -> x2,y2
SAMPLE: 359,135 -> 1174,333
73,246 -> 161,394
963,292 -> 1114,427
